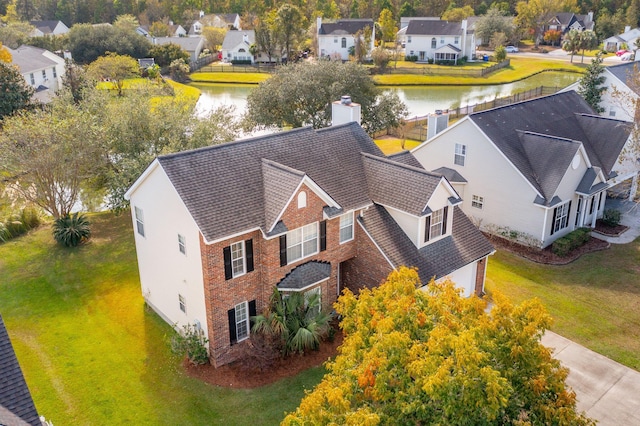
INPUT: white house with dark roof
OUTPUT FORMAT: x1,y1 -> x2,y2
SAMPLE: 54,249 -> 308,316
152,36 -> 205,63
412,91 -> 632,248
404,18 -> 474,62
8,45 -> 65,103
317,18 -> 375,60
29,20 -> 69,37
603,26 -> 640,52
124,100 -> 493,367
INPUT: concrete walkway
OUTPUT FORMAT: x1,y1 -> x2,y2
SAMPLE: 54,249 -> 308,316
542,332 -> 640,425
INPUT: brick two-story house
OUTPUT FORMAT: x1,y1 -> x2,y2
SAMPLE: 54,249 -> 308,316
125,100 -> 493,367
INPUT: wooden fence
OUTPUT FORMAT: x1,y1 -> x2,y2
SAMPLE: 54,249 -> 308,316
395,85 -> 562,141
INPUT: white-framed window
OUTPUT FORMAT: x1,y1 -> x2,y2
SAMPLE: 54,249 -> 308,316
235,301 -> 249,342
454,36 -> 460,44
341,37 -> 347,48
440,37 -> 445,44
334,37 -> 338,43
29,73 -> 35,85
407,36 -> 411,43
52,67 -> 57,78
552,201 -> 571,235
304,287 -> 321,317
179,294 -> 186,313
178,234 -> 186,255
297,191 -> 307,208
609,109 -> 616,117
41,69 -> 46,79
430,209 -> 444,239
472,195 -> 484,209
287,222 -> 318,264
431,38 -> 436,48
134,206 -> 145,237
230,241 -> 245,277
454,143 -> 466,166
339,212 -> 354,243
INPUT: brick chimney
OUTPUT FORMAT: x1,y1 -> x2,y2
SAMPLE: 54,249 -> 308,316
331,96 -> 361,126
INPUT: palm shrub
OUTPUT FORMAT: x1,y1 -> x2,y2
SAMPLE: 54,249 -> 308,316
252,287 -> 332,356
52,213 -> 91,247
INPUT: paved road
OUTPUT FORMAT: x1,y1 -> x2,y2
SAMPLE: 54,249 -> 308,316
542,332 -> 640,425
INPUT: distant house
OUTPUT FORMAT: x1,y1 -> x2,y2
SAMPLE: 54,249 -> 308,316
404,18 -> 475,63
603,26 -> 640,52
189,13 -> 241,35
412,91 -> 633,248
7,45 -> 66,103
168,22 -> 187,37
29,20 -> 69,37
544,12 -> 594,37
221,30 -> 254,63
124,99 -> 493,368
152,36 -> 205,63
317,18 -> 376,60
0,314 -> 41,426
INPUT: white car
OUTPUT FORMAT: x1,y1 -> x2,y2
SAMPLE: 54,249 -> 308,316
505,45 -> 519,53
620,52 -> 634,61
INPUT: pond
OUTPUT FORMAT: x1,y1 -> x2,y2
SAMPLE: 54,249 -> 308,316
191,71 -> 582,118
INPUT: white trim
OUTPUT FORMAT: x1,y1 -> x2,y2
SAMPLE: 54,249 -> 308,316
124,159 -> 160,200
411,116 -> 470,152
230,240 -> 246,278
422,177 -> 461,213
339,211 -> 355,244
234,301 -> 250,343
356,217 -> 395,269
205,226 -> 262,245
277,277 -> 329,292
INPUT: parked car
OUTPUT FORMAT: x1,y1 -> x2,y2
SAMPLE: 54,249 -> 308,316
505,45 -> 519,53
616,49 -> 630,56
620,51 -> 634,61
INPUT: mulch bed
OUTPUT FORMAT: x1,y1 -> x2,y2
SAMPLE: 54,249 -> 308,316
183,332 -> 343,389
485,225 -> 619,265
592,219 -> 629,237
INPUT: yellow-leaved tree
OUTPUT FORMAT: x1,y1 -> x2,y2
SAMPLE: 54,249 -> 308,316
0,42 -> 11,63
283,267 -> 594,425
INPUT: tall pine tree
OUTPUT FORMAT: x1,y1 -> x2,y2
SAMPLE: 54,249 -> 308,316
578,53 -> 606,114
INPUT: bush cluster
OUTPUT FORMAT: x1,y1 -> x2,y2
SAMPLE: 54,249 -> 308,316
170,323 -> 209,365
405,55 -> 418,62
552,227 -> 591,257
230,59 -> 253,65
602,209 -> 621,227
0,208 -> 41,243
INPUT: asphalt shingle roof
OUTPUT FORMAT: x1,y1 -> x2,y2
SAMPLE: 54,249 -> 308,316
406,20 -> 463,36
221,30 -> 254,50
432,166 -> 467,183
158,123 -> 381,242
359,205 -> 494,284
7,45 -> 60,74
319,19 -> 373,35
277,261 -> 332,290
262,159 -> 305,233
606,62 -> 639,95
0,315 -> 40,426
469,91 -> 632,204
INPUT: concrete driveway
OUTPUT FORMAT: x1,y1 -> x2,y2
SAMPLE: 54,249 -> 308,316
542,332 -> 640,425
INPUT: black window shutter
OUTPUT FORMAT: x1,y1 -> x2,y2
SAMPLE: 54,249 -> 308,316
279,235 -> 287,267
228,308 -> 237,345
223,246 -> 232,280
425,216 -> 431,242
248,300 -> 257,326
551,207 -> 558,235
566,201 -> 572,228
245,239 -> 254,273
442,207 -> 449,234
319,220 -> 327,251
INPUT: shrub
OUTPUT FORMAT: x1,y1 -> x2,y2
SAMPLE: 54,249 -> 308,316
170,323 -> 209,365
52,213 -> 91,247
405,55 -> 418,62
169,58 -> 190,83
552,227 -> 591,257
494,45 -> 507,62
0,207 -> 41,243
230,59 -> 252,65
602,209 -> 621,227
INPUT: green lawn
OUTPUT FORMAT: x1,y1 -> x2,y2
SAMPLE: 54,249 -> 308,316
374,137 -> 422,155
189,72 -> 270,84
0,213 -> 324,425
486,243 -> 640,371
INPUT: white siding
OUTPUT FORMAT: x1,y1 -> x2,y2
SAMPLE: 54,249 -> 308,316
127,165 -> 208,337
385,205 -> 421,247
419,261 -> 477,297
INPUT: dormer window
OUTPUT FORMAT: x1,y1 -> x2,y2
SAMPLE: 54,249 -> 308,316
424,207 -> 448,242
297,191 -> 307,208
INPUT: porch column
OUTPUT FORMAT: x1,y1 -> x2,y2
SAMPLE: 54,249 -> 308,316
579,196 -> 587,227
629,173 -> 638,202
590,195 -> 598,228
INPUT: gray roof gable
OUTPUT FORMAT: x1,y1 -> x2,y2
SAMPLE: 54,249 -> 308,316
406,20 -> 463,36
8,45 -> 60,74
359,205 -> 493,283
157,123 -> 382,242
0,315 -> 40,426
262,159 -> 305,233
319,19 -> 373,35
607,62 -> 640,96
154,36 -> 203,52
469,91 -> 632,203
363,153 -> 443,216
222,30 -> 255,50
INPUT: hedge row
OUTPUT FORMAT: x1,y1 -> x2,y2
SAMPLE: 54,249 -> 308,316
551,227 -> 591,257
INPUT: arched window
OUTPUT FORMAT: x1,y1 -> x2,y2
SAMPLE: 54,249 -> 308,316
297,191 -> 307,209
341,38 -> 347,48
431,38 -> 437,49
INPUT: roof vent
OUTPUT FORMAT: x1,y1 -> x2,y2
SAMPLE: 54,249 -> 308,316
341,95 -> 352,105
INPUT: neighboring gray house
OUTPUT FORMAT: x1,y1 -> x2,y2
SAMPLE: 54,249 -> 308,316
404,19 -> 474,63
153,36 -> 205,62
603,26 -> 640,52
7,45 -> 66,103
317,18 -> 375,60
544,12 -> 594,37
29,20 -> 69,37
412,91 -> 632,248
0,314 -> 41,426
